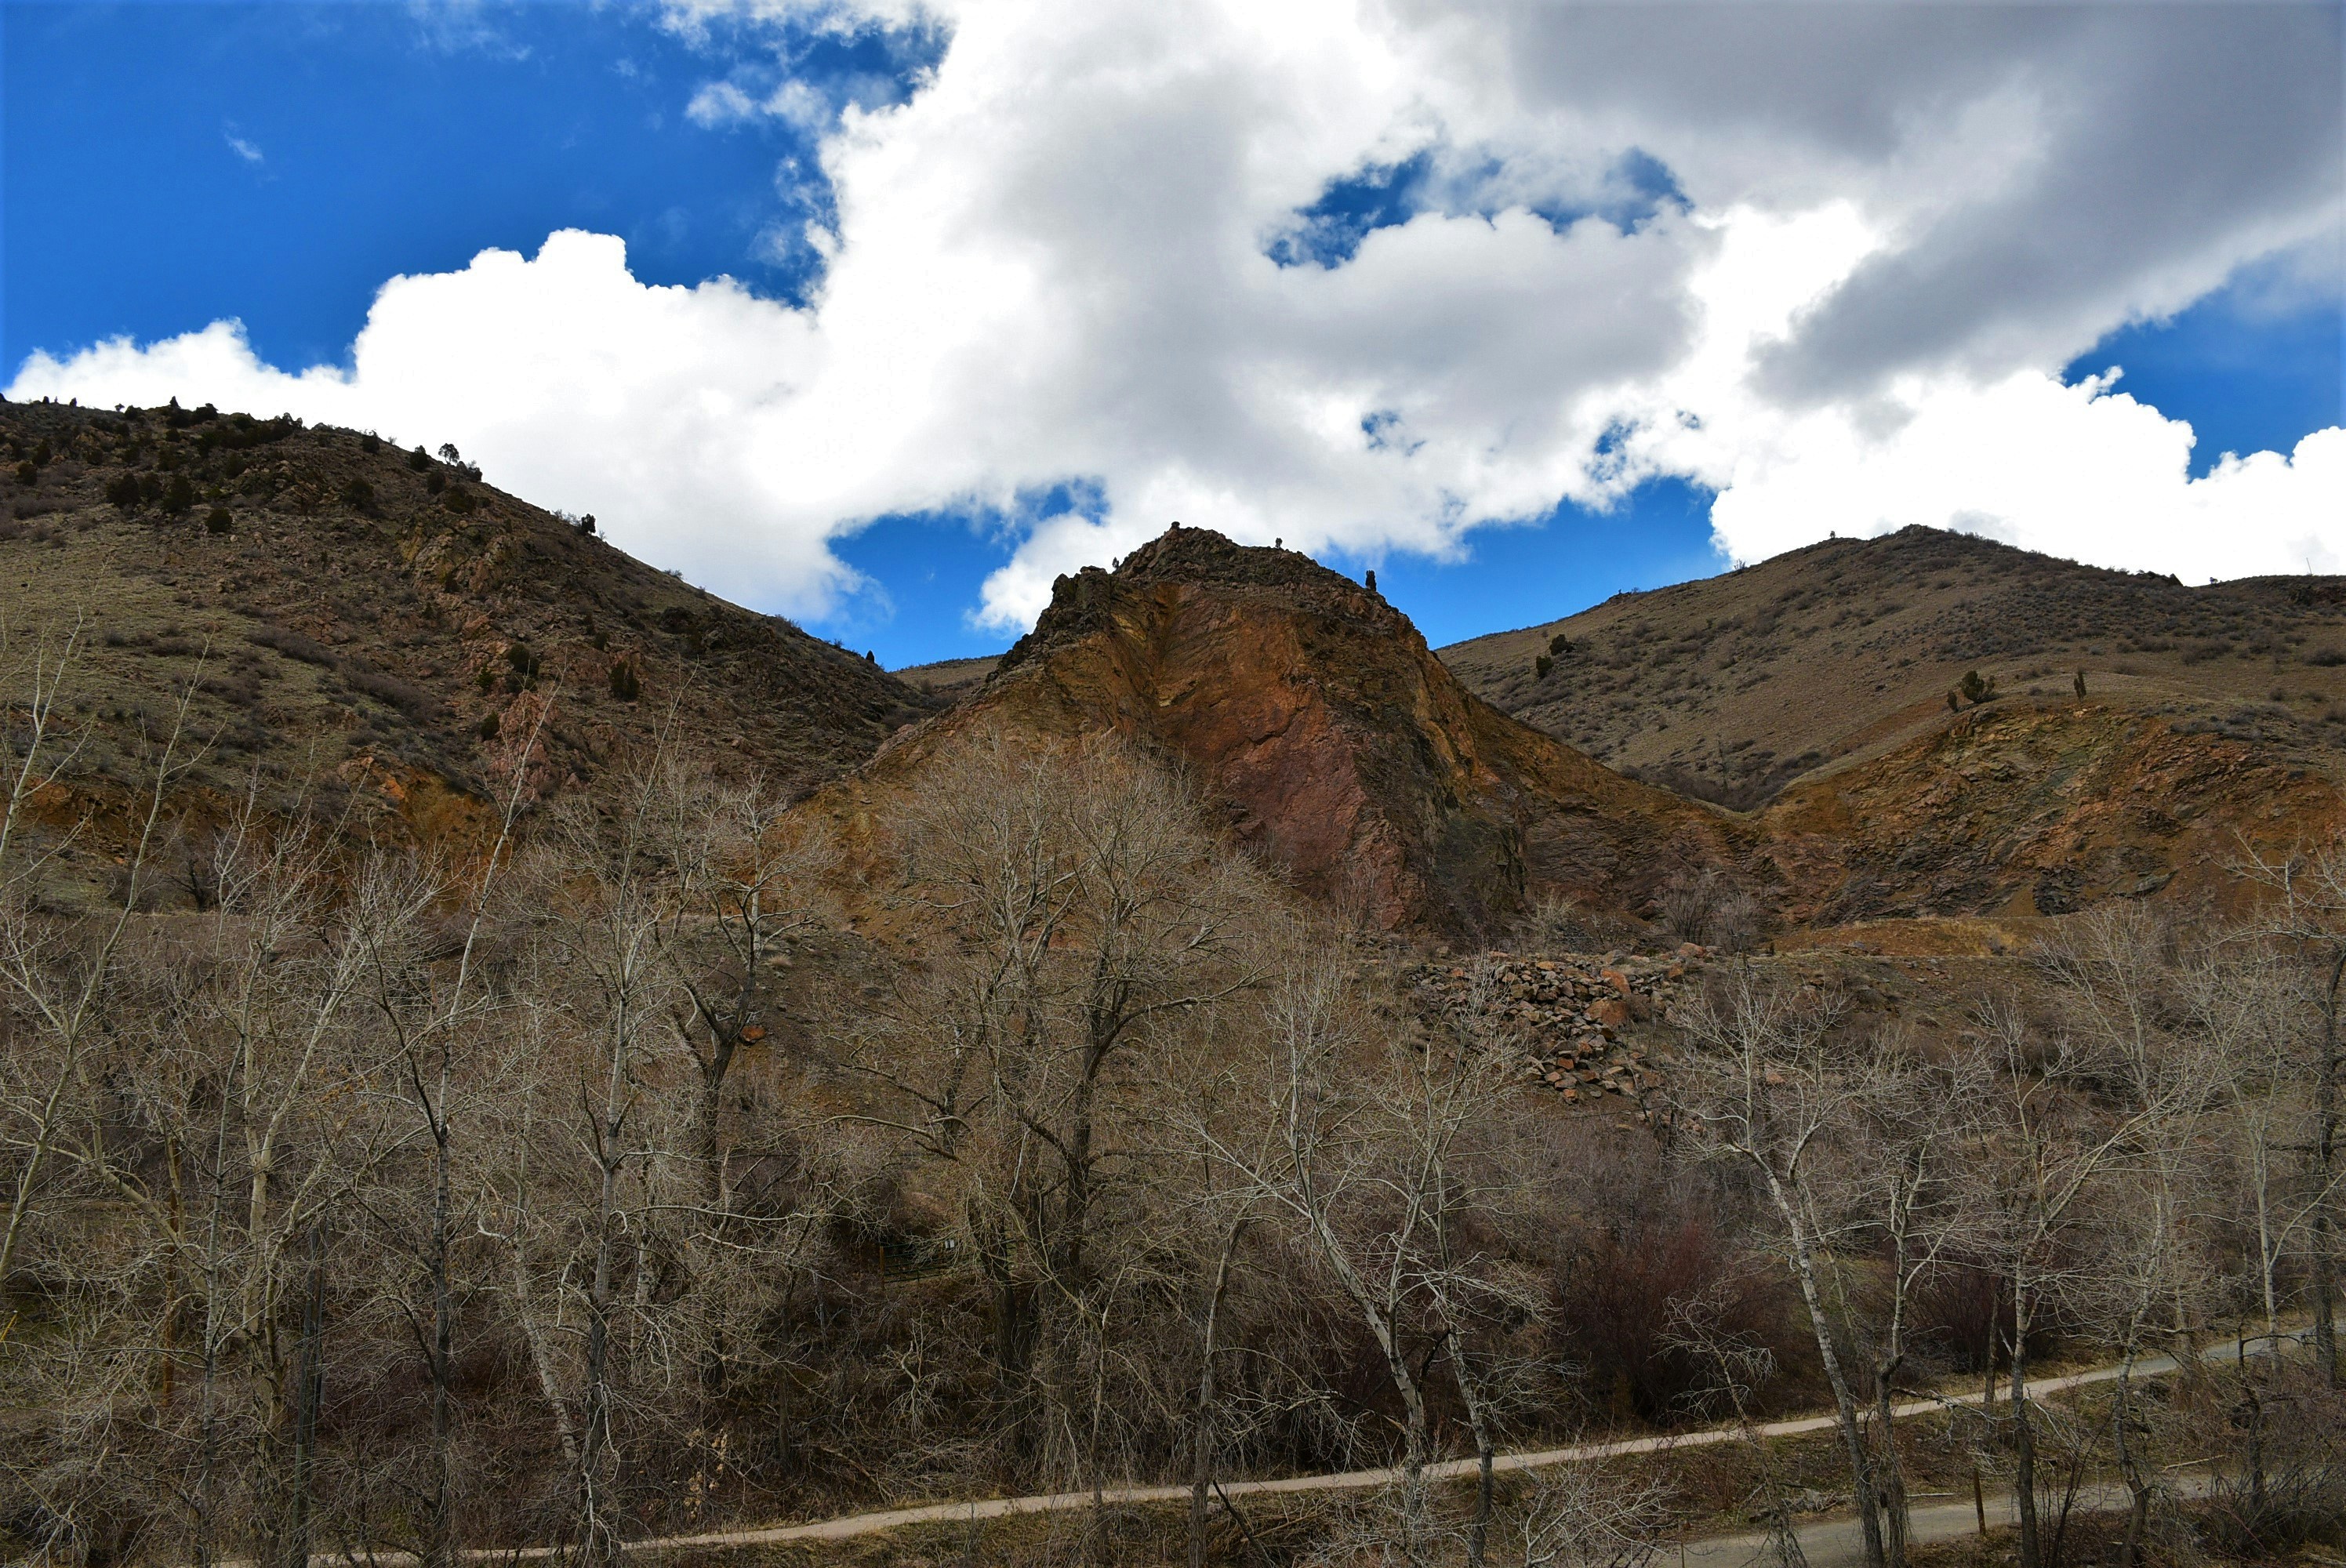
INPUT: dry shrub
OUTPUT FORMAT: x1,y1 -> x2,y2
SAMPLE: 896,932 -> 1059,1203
1549,1171 -> 1807,1426
1516,891 -> 1647,953
1656,868 -> 1761,953
2201,1360 -> 2346,1558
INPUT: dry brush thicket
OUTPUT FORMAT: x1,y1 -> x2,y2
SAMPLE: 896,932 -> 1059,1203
1,626 -> 2341,1568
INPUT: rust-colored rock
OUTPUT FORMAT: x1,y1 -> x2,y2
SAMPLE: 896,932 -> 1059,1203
1756,703 -> 2346,923
859,527 -> 1747,935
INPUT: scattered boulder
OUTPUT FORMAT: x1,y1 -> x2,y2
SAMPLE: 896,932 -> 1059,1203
1405,943 -> 1712,1124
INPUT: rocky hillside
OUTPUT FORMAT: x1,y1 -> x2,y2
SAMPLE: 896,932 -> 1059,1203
831,525 -> 2346,942
1444,524 -> 2346,808
0,397 -> 935,879
1759,699 -> 2345,924
837,526 -> 1751,938
1426,524 -> 2346,927
14,397 -> 2333,942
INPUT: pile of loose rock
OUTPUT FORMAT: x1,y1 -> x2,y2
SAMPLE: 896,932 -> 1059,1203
1405,946 -> 1712,1123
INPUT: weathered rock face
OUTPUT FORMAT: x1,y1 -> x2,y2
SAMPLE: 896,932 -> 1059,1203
1757,702 -> 2346,924
874,526 -> 1746,936
841,527 -> 2346,942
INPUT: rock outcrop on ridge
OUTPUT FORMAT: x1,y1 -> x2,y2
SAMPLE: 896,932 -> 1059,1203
858,525 -> 1750,937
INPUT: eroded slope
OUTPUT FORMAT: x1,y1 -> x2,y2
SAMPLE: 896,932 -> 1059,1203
843,527 -> 1751,936
0,397 -> 935,880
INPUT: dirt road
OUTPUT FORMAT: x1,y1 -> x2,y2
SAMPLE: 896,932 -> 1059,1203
575,1334 -> 2296,1556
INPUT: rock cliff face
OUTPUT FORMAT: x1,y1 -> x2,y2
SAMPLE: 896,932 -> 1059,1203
868,526 -> 1745,935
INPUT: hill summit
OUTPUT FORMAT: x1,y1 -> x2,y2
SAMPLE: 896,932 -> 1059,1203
859,524 -> 1742,936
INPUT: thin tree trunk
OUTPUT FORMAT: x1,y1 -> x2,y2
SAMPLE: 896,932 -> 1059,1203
160,1135 -> 183,1410
1302,1201 -> 1432,1568
1871,1358 -> 1910,1568
424,1117 -> 456,1568
1444,1322 -> 1497,1568
2009,1302 -> 2043,1568
1189,1215 -> 1244,1568
283,1224 -> 327,1568
2315,952 -> 2342,1384
2238,1324 -> 2268,1515
1770,1178 -> 1887,1568
2113,1357 -> 2151,1568
579,1149 -> 622,1568
507,1240 -> 579,1465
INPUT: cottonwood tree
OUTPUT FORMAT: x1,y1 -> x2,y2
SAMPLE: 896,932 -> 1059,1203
1663,1281 -> 1810,1568
851,730 -> 1268,1509
461,730 -> 877,1555
510,738 -> 737,1563
2184,933 -> 2333,1341
1211,947 -> 1535,1568
34,834 -> 433,1568
353,699 -> 550,1568
1959,1000 -> 2183,1568
1168,1048 -> 1272,1568
644,758 -> 837,1226
2239,839 -> 2346,1384
2039,906 -> 2221,1566
1668,966 -> 1898,1568
0,617 -> 200,1298
1826,1033 -> 1988,1568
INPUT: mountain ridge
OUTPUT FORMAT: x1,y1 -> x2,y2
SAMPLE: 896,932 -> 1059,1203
1443,523 -> 2346,808
0,396 -> 937,891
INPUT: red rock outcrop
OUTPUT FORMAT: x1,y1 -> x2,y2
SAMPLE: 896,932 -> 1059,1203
859,526 -> 1747,936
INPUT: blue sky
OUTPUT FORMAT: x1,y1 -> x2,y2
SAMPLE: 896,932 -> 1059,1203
6,2 -> 2340,666
2061,270 -> 2342,483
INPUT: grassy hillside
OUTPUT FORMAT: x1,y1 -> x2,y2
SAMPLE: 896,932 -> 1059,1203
0,396 -> 936,877
1441,525 -> 2346,808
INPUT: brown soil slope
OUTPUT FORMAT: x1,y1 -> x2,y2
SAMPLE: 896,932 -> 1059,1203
1758,700 -> 2346,924
1444,524 -> 2346,807
844,526 -> 1749,936
0,397 -> 935,872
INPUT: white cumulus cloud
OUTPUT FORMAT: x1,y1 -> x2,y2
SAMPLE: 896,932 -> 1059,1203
13,0 -> 2341,633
